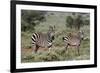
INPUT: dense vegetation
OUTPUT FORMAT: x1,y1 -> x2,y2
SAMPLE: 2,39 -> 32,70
66,13 -> 90,30
21,10 -> 46,31
21,10 -> 90,63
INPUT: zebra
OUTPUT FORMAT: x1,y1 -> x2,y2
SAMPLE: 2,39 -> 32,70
62,31 -> 84,55
31,26 -> 55,53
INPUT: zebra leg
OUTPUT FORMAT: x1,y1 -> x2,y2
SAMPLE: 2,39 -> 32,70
48,44 -> 52,52
32,45 -> 36,54
34,45 -> 39,53
48,47 -> 52,52
77,46 -> 80,56
65,44 -> 68,51
32,45 -> 39,54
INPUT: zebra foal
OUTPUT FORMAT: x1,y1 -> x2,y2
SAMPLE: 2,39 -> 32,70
62,31 -> 84,55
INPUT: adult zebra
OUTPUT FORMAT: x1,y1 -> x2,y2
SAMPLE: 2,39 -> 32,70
31,26 -> 55,53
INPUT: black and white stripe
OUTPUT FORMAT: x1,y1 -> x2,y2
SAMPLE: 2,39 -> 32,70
31,33 -> 39,45
31,26 -> 55,53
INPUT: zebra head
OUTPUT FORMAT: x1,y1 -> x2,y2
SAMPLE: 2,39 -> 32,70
78,30 -> 84,40
47,26 -> 55,42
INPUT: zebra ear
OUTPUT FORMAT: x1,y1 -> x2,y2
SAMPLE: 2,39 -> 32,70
49,25 -> 55,31
68,33 -> 72,37
78,30 -> 84,35
49,26 -> 53,31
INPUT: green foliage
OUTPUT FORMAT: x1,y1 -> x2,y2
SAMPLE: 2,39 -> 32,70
66,16 -> 73,28
21,10 -> 46,32
66,13 -> 90,30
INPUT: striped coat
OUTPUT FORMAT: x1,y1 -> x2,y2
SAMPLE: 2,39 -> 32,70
31,26 -> 55,53
63,31 -> 84,55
